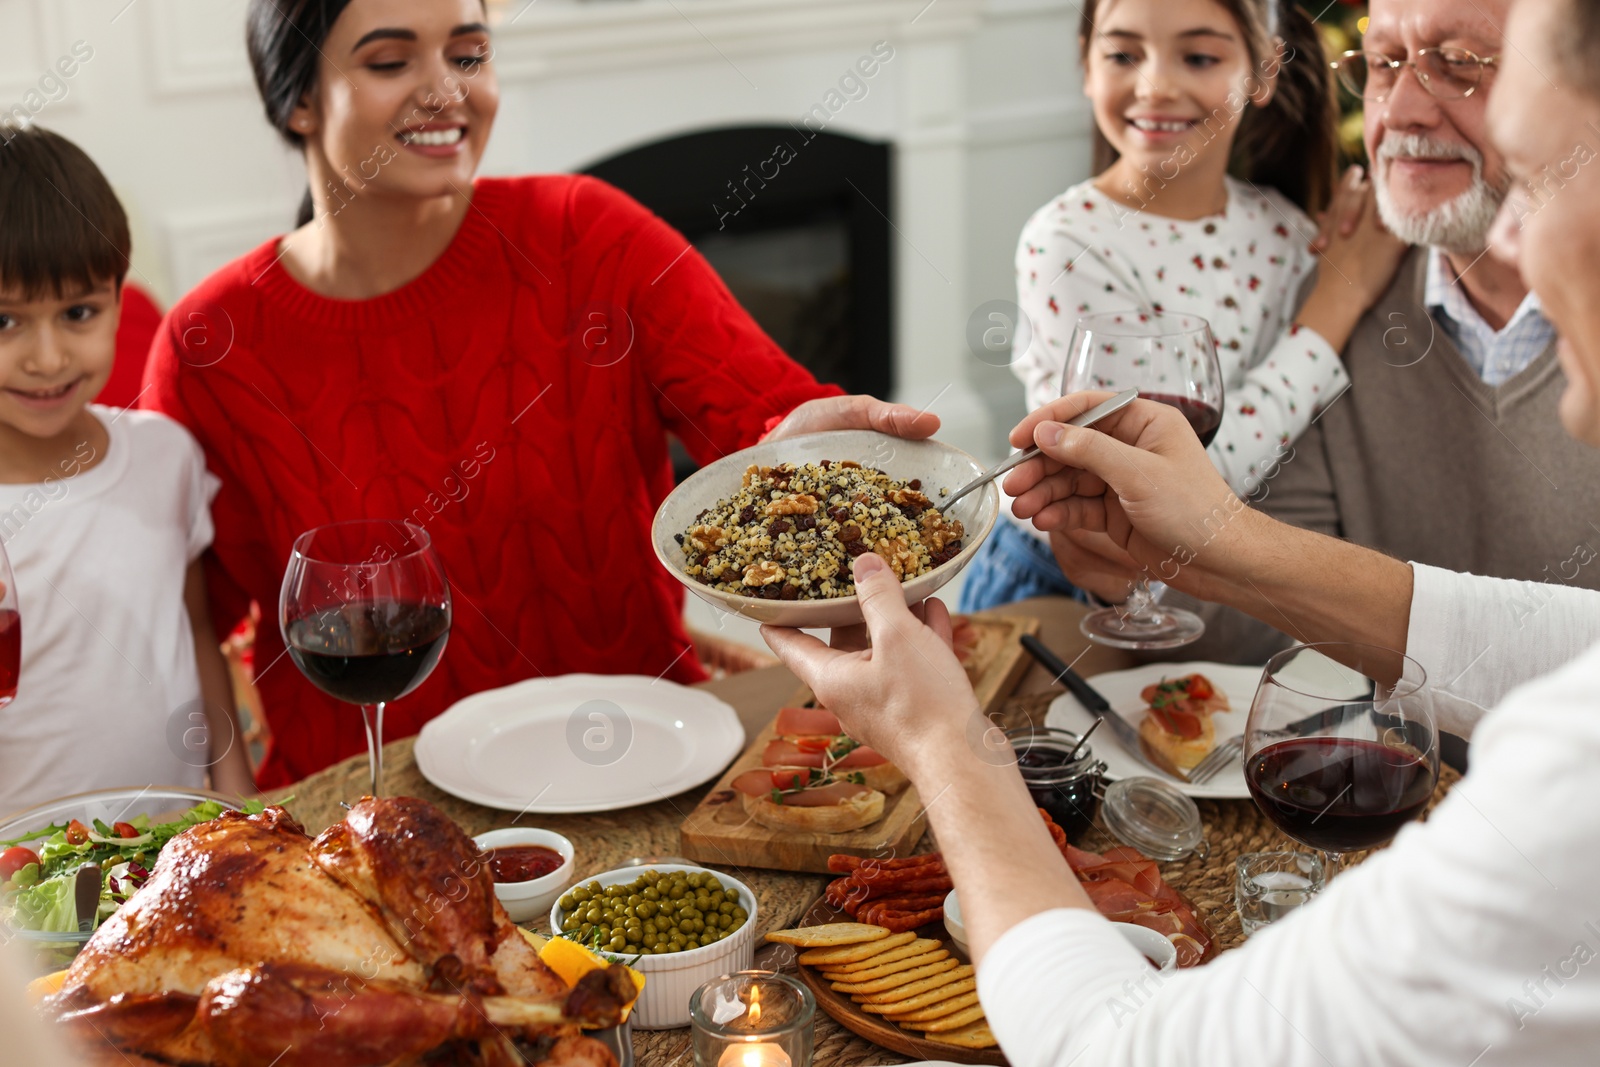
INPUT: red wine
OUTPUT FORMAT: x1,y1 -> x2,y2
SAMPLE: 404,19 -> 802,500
1246,737 -> 1433,852
286,601 -> 449,705
0,608 -> 19,706
1142,393 -> 1222,448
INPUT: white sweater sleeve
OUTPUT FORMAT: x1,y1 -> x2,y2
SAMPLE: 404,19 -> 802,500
1013,194 -> 1348,498
1210,192 -> 1348,496
1012,216 -> 1146,414
1405,562 -> 1600,729
1207,323 -> 1345,498
979,641 -> 1600,1067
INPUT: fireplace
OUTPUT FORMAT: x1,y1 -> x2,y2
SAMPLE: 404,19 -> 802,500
584,126 -> 893,476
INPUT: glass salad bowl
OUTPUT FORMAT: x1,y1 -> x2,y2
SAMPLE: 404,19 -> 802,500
0,787 -> 246,975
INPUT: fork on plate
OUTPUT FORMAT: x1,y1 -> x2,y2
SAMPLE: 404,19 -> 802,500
1187,736 -> 1244,784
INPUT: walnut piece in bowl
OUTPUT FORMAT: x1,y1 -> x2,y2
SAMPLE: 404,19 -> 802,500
650,431 -> 999,628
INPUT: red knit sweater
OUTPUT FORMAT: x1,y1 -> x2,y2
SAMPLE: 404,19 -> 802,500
144,175 -> 839,788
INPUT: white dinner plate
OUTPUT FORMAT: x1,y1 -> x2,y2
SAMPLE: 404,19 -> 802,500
1044,661 -> 1264,800
415,675 -> 745,813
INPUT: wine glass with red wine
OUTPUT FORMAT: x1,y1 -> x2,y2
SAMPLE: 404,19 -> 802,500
0,540 -> 19,707
1243,643 -> 1438,878
280,520 -> 451,797
1061,310 -> 1224,648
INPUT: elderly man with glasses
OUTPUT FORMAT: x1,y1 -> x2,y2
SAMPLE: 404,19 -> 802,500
1050,0 -> 1600,674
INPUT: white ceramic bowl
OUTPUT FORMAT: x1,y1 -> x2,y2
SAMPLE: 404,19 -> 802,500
947,893 -> 1177,973
1113,922 -> 1178,972
943,889 -> 968,958
651,430 -> 999,628
550,863 -> 758,1030
473,828 -> 575,925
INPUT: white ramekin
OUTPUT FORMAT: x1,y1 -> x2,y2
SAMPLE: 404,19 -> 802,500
550,863 -> 759,1030
1113,921 -> 1178,972
950,892 -> 1177,972
943,889 -> 968,958
473,828 -> 575,924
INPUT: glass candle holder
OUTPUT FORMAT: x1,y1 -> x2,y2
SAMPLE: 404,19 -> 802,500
690,970 -> 815,1067
1235,851 -> 1325,935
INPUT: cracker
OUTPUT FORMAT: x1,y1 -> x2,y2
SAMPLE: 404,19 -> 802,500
831,958 -> 958,995
822,949 -> 949,983
883,989 -> 980,1022
856,977 -> 977,1014
902,1003 -> 988,1032
766,923 -> 889,948
857,965 -> 973,1003
925,1020 -> 999,1049
831,937 -> 942,973
797,930 -> 913,965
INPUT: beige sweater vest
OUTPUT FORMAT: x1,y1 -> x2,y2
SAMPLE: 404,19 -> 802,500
1167,247 -> 1600,665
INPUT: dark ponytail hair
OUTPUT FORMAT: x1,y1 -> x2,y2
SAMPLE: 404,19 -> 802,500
245,0 -> 355,227
1562,0 -> 1600,98
1079,0 -> 1339,215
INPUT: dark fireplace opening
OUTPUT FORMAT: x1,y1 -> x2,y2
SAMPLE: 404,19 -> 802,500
583,126 -> 893,480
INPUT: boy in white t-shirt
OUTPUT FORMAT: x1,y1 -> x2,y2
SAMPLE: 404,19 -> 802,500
0,124 -> 254,815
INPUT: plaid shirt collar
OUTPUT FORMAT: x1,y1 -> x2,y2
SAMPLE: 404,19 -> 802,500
1424,249 -> 1554,387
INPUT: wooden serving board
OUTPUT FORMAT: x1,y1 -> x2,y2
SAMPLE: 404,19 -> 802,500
953,614 -> 1042,717
679,614 -> 1041,874
792,894 -> 1007,1066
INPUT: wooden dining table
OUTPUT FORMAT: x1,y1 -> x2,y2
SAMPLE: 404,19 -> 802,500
280,597 -> 1454,1065
273,597 -> 1125,1064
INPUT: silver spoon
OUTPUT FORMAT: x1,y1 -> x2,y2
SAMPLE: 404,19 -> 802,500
939,388 -> 1139,514
1068,716 -> 1105,761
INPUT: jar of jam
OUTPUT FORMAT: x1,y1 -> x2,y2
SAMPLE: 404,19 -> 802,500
1005,725 -> 1106,844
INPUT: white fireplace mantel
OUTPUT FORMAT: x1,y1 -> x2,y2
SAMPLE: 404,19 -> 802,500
491,0 -> 987,80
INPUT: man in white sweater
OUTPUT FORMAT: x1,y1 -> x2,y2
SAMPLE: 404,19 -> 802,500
760,0 -> 1600,1063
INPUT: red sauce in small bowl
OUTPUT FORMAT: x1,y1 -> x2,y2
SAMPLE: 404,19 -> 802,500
487,845 -> 565,883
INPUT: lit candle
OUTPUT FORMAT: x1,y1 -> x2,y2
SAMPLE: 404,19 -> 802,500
713,982 -> 793,1066
692,970 -> 813,1067
716,1042 -> 792,1067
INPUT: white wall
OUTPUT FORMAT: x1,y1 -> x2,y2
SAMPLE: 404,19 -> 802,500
0,0 -> 1092,461
0,0 -> 304,302
964,0 -> 1095,444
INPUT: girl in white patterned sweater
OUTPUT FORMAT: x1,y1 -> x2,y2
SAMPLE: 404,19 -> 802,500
962,0 -> 1406,610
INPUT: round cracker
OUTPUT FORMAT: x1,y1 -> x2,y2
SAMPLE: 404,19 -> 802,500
858,965 -> 974,1004
797,930 -> 914,965
902,1003 -> 988,1032
857,976 -> 977,1014
832,937 -> 941,973
831,958 -> 959,995
822,948 -> 949,983
925,1020 -> 999,1049
884,989 -> 980,1023
765,923 -> 889,948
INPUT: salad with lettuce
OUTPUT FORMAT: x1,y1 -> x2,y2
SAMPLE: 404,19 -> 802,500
0,798 -> 276,936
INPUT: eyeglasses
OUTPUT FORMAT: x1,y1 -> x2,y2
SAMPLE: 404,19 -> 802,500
1331,48 -> 1500,102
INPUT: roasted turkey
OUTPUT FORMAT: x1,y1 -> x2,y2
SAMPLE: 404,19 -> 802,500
43,797 -> 635,1066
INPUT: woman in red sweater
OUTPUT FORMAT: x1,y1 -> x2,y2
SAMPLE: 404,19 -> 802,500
143,0 -> 935,788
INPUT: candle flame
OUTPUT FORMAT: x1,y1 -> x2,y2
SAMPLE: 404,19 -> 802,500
748,983 -> 762,1026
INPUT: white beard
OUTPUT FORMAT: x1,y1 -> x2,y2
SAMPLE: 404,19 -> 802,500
1374,133 -> 1509,254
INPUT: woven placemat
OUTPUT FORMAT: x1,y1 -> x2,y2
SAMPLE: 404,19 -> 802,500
282,689 -> 1456,1066
994,691 -> 1461,955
